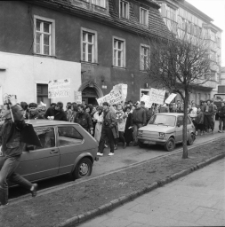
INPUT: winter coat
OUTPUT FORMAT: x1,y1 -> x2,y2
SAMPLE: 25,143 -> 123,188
218,106 -> 225,118
74,112 -> 93,131
0,105 -> 26,157
93,111 -> 103,143
131,107 -> 146,126
44,107 -> 55,119
195,111 -> 204,125
116,110 -> 127,132
103,109 -> 118,139
54,109 -> 67,121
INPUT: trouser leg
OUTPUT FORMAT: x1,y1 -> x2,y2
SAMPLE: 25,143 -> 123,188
222,118 -> 225,131
9,173 -> 32,190
219,118 -> 222,130
105,128 -> 114,153
119,131 -> 125,144
98,128 -> 106,154
133,124 -> 138,143
0,156 -> 20,205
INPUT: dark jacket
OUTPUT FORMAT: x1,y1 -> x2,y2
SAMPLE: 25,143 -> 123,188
74,112 -> 93,131
0,105 -> 26,157
132,107 -> 146,125
44,107 -> 55,119
54,109 -> 67,121
103,109 -> 118,139
218,106 -> 225,118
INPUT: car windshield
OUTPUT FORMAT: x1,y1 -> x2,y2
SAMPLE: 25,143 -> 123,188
149,115 -> 176,127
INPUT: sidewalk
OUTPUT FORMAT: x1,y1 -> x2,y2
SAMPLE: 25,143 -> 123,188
79,159 -> 225,227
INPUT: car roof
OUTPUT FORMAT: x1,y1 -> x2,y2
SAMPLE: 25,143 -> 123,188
156,113 -> 184,117
25,119 -> 78,127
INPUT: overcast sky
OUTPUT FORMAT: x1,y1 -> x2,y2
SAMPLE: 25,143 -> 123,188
186,0 -> 225,66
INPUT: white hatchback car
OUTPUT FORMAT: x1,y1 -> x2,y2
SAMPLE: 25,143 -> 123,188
137,113 -> 196,151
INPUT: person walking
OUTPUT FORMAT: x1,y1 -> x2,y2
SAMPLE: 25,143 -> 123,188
195,107 -> 204,136
0,103 -> 37,207
124,106 -> 133,146
131,101 -> 146,146
189,102 -> 198,127
74,105 -> 93,134
140,101 -> 151,125
218,101 -> 225,133
53,102 -> 67,121
93,106 -> 104,143
98,102 -> 117,156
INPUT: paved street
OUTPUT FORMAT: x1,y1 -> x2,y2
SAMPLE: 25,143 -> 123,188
79,158 -> 225,227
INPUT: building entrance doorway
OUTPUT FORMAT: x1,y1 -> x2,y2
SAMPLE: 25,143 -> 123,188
82,87 -> 98,105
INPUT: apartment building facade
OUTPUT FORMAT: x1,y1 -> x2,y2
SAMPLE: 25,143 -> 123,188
157,0 -> 222,104
0,0 -> 172,106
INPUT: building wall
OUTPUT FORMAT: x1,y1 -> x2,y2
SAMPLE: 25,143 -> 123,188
0,1 -> 161,103
0,51 -> 81,107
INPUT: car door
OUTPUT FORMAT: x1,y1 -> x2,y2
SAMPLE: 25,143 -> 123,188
175,116 -> 183,143
17,126 -> 60,181
57,125 -> 86,175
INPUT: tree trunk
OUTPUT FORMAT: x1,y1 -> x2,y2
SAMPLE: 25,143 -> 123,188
182,88 -> 189,159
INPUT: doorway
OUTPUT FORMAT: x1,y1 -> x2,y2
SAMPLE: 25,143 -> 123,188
82,87 -> 98,106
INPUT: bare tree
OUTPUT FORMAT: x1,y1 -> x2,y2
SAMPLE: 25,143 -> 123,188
147,32 -> 214,158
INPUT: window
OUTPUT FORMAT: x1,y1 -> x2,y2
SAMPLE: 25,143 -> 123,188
113,37 -> 126,67
28,127 -> 55,150
177,116 -> 183,126
84,0 -> 106,8
34,16 -> 55,56
166,5 -> 176,21
140,8 -> 148,26
58,126 -> 83,146
37,84 -> 51,106
120,0 -> 129,19
140,45 -> 150,70
81,28 -> 98,63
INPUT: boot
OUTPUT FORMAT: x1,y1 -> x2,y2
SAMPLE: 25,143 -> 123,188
0,188 -> 8,206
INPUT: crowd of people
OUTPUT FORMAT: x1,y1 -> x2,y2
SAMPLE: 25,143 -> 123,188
2,98 -> 222,156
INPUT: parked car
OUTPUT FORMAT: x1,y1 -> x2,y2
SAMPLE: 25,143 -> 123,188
137,113 -> 196,151
14,120 -> 98,184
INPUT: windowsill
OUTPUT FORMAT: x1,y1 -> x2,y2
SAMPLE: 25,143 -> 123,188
33,53 -> 57,58
112,65 -> 126,70
80,61 -> 99,65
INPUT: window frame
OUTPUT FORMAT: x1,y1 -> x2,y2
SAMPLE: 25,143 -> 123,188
81,27 -> 98,63
139,7 -> 149,26
83,0 -> 106,8
112,36 -> 126,68
140,44 -> 150,71
119,0 -> 130,19
33,15 -> 55,56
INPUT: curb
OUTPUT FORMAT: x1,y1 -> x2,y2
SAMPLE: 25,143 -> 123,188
58,152 -> 225,227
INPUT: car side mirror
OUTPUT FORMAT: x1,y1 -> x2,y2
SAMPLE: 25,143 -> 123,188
26,145 -> 35,151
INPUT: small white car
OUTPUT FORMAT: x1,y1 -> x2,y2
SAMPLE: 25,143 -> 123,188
137,113 -> 196,151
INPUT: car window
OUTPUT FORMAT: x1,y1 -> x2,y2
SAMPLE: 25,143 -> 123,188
149,115 -> 176,127
187,117 -> 191,125
58,126 -> 83,146
177,116 -> 183,126
27,127 -> 55,150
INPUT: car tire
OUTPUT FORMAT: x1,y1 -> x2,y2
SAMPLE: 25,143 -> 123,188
72,158 -> 93,180
165,138 -> 175,151
187,133 -> 195,145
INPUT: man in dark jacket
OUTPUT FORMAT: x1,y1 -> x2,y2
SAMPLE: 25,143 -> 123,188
53,102 -> 67,121
140,101 -> 151,125
98,102 -> 117,156
0,104 -> 37,207
44,103 -> 56,119
218,102 -> 225,133
74,105 -> 93,134
132,101 -> 146,145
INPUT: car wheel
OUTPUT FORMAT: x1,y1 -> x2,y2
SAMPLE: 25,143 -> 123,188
187,133 -> 194,145
72,158 -> 93,180
165,138 -> 175,151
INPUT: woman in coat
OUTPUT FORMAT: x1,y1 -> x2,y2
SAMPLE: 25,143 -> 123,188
93,106 -> 104,143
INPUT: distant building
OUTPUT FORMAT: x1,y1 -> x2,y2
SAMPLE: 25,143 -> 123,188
0,0 -> 173,106
156,0 -> 222,104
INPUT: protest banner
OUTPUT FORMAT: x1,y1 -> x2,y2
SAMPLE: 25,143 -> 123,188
148,88 -> 165,105
165,93 -> 177,104
74,91 -> 82,104
48,79 -> 71,99
141,94 -> 152,108
97,83 -> 126,106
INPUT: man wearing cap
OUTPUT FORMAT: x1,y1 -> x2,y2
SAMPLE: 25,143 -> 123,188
132,101 -> 146,146
98,102 -> 117,156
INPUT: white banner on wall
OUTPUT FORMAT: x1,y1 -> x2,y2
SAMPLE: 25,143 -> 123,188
48,79 -> 71,99
74,91 -> 82,104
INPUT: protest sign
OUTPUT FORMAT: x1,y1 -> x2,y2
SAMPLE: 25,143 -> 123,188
74,91 -> 82,103
141,94 -> 152,108
97,84 -> 126,106
165,93 -> 177,104
148,88 -> 165,105
48,79 -> 71,99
